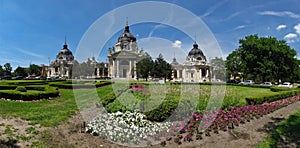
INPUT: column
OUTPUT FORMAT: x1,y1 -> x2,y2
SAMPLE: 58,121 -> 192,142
206,69 -> 209,78
199,68 -> 202,82
110,60 -> 115,78
116,60 -> 119,78
133,60 -> 137,79
129,60 -> 132,78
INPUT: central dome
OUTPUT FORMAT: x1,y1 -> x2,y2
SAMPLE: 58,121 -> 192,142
118,25 -> 136,42
188,42 -> 206,61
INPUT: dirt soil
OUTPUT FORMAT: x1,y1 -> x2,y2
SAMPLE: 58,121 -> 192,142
0,101 -> 299,148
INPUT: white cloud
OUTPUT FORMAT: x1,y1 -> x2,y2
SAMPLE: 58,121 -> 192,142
276,24 -> 287,30
258,11 -> 300,19
294,23 -> 300,34
201,0 -> 229,17
17,48 -> 45,59
284,33 -> 298,43
172,40 -> 182,48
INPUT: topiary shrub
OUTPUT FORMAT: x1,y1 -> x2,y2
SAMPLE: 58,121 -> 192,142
15,86 -> 27,92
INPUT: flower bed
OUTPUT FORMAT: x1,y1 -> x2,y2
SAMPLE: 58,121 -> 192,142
159,94 -> 300,146
86,111 -> 172,145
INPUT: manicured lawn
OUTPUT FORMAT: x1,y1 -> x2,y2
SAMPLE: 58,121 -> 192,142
225,85 -> 280,105
0,81 -> 284,127
0,85 -> 113,127
258,108 -> 300,147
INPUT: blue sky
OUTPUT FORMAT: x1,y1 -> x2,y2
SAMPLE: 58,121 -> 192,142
1,0 -> 300,70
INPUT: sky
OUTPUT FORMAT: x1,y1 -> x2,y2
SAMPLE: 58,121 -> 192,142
1,0 -> 300,70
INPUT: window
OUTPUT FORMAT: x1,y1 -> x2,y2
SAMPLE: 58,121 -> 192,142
191,73 -> 194,78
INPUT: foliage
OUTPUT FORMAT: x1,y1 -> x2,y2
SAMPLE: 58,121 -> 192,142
0,65 -> 4,77
150,54 -> 173,82
13,66 -> 28,77
4,63 -> 12,75
136,53 -> 153,81
71,59 -> 108,78
245,90 -> 300,105
28,64 -> 42,76
15,86 -> 27,92
226,34 -> 300,83
270,86 -> 294,92
159,95 -> 300,146
210,57 -> 226,81
0,86 -> 59,101
48,80 -> 112,89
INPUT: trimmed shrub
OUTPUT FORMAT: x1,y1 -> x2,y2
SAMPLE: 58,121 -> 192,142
0,86 -> 59,101
49,81 -> 112,89
246,90 -> 300,105
270,86 -> 293,92
15,86 -> 27,92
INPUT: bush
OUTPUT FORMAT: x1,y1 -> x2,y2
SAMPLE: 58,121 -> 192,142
49,81 -> 112,89
246,90 -> 300,105
15,86 -> 27,92
270,86 -> 293,92
0,86 -> 59,101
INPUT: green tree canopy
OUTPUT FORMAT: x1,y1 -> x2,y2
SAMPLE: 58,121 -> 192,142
150,54 -> 173,82
0,65 -> 4,76
136,52 -> 153,81
226,34 -> 299,83
14,66 -> 27,77
210,57 -> 226,81
28,64 -> 41,76
4,63 -> 12,75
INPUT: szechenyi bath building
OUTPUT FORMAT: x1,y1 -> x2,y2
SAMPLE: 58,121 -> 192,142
45,21 -> 212,82
171,42 -> 212,82
108,22 -> 212,82
107,22 -> 146,79
47,41 -> 74,78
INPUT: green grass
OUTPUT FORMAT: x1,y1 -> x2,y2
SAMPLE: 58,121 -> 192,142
258,108 -> 300,148
225,85 -> 280,105
0,82 -> 287,127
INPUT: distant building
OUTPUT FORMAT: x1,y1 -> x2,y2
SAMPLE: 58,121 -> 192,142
171,42 -> 213,82
108,22 -> 146,79
47,41 -> 74,78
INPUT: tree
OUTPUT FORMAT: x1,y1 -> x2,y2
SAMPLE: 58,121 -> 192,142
136,52 -> 153,81
4,63 -> 12,75
150,54 -> 173,82
71,60 -> 81,78
226,50 -> 244,81
14,66 -> 27,77
226,34 -> 300,83
210,57 -> 226,81
0,65 -> 4,76
28,64 -> 41,76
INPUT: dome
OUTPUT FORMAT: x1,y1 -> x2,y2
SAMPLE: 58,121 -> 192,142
118,25 -> 136,43
188,42 -> 207,61
59,44 -> 73,55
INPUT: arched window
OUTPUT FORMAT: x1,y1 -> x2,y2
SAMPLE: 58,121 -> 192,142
197,57 -> 202,61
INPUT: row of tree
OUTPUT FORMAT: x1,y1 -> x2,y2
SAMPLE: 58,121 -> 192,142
136,53 -> 173,81
0,63 -> 42,77
72,58 -> 108,78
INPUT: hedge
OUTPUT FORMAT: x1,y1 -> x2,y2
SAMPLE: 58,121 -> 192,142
270,86 -> 295,92
0,86 -> 59,101
245,90 -> 300,105
49,81 -> 112,89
